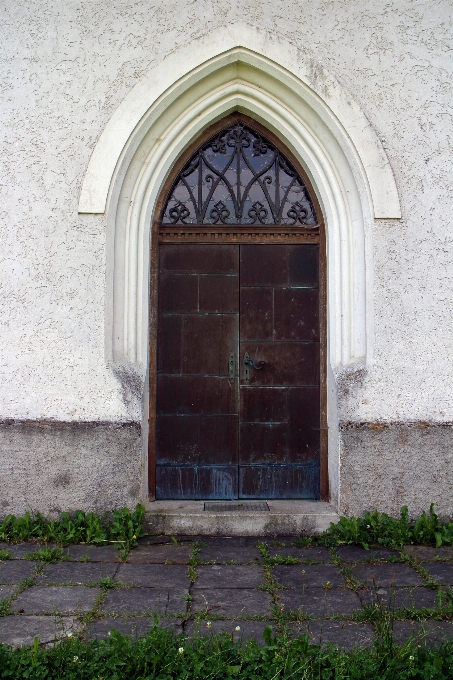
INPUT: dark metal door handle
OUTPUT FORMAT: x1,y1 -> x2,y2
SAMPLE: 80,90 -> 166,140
243,352 -> 266,384
248,359 -> 266,369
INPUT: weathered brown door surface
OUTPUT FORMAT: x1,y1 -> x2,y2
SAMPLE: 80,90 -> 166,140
156,243 -> 320,499
156,244 -> 240,498
239,244 -> 319,498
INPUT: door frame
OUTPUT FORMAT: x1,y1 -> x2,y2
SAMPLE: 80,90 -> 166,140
148,113 -> 328,501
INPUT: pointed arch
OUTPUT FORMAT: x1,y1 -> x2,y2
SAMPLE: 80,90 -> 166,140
79,25 -> 400,220
75,24 -> 402,507
77,26 -> 400,375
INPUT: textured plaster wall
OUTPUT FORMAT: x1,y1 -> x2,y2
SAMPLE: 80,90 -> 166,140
0,0 -> 452,514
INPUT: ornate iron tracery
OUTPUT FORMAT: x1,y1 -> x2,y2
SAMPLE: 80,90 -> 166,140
161,122 -> 318,227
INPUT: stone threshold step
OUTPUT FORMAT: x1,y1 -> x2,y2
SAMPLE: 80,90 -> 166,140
144,500 -> 338,536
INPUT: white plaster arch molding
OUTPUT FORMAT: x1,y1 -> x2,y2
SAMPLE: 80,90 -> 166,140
78,24 -> 401,369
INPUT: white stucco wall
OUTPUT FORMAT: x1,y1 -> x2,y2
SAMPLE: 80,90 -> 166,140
0,0 -> 452,515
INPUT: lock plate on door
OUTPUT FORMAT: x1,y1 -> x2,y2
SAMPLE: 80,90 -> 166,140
243,351 -> 250,384
229,352 -> 235,382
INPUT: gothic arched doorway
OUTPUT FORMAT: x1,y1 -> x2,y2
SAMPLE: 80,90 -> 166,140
148,114 -> 327,500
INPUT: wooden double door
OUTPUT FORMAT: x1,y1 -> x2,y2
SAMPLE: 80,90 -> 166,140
155,242 -> 321,499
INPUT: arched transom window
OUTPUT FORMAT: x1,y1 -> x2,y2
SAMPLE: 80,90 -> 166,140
161,121 -> 318,228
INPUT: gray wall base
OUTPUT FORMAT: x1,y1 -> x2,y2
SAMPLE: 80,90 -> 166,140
0,421 -> 142,517
340,422 -> 453,518
2,419 -> 452,523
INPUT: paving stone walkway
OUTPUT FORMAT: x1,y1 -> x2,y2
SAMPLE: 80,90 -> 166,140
1,538 -> 453,650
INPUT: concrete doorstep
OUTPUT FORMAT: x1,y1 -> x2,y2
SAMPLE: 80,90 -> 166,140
144,500 -> 338,536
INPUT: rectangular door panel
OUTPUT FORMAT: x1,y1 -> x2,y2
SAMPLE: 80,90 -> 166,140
182,315 -> 238,375
239,423 -> 287,464
156,466 -> 238,500
158,273 -> 198,313
287,387 -> 320,464
157,316 -> 182,374
287,244 -> 319,286
240,244 -> 287,286
240,386 -> 288,422
157,415 -> 238,465
240,288 -> 273,341
239,465 -> 320,499
157,376 -> 237,416
200,275 -> 239,313
274,288 -> 319,341
160,244 -> 238,273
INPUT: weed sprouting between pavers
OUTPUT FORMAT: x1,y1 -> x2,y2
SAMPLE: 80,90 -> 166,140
24,547 -> 65,564
187,540 -> 203,582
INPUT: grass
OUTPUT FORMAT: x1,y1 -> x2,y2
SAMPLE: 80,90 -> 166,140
0,504 -> 146,555
187,540 -> 203,582
266,555 -> 300,565
318,504 -> 453,550
97,576 -> 118,590
2,502 -> 452,553
24,547 -> 65,563
1,622 -> 453,679
2,502 -> 453,677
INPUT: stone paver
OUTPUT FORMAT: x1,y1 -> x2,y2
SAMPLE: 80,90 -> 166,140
102,586 -> 189,615
404,546 -> 453,561
197,546 -> 261,563
0,584 -> 18,600
126,545 -> 193,564
1,536 -> 453,650
200,537 -> 267,547
352,563 -> 424,587
37,562 -> 118,584
11,586 -> 101,614
194,565 -> 264,589
423,561 -> 453,584
0,615 -> 82,647
87,617 -> 181,640
0,543 -> 47,559
336,546 -> 399,562
0,561 -> 37,584
278,587 -> 362,616
273,564 -> 345,588
192,588 -> 272,617
392,620 -> 453,646
359,586 -> 441,609
64,545 -> 121,562
115,563 -> 188,587
186,619 -> 271,645
291,620 -> 374,651
137,536 -> 195,546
